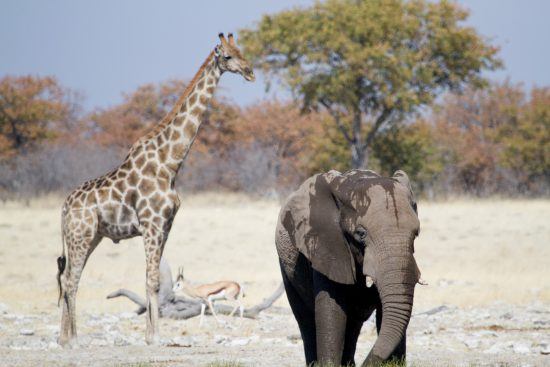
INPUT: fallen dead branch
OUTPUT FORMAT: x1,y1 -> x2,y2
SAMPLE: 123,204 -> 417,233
106,258 -> 284,320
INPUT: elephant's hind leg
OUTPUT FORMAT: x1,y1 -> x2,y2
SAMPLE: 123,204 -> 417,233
280,264 -> 317,365
341,318 -> 365,366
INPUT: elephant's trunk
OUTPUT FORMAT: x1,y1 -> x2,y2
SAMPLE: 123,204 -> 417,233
363,255 -> 417,366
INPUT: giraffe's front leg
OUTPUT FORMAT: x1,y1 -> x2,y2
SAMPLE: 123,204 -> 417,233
142,224 -> 167,345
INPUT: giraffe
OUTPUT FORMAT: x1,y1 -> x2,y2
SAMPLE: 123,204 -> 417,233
56,33 -> 254,346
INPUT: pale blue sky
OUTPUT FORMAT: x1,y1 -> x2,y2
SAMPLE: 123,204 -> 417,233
1,0 -> 549,111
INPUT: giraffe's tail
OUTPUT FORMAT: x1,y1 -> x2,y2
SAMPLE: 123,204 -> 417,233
56,256 -> 66,306
57,207 -> 67,307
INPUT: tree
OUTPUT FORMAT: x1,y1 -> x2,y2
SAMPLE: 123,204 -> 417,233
0,75 -> 77,158
429,82 -> 549,195
89,79 -> 187,150
498,86 -> 550,189
232,100 -> 322,189
88,79 -> 238,153
371,121 -> 443,193
240,0 -> 501,168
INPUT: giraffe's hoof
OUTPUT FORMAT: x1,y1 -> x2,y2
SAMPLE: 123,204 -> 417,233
58,336 -> 79,349
145,333 -> 160,345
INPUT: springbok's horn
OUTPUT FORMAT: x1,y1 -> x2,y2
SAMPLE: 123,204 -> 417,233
228,33 -> 235,46
218,32 -> 228,47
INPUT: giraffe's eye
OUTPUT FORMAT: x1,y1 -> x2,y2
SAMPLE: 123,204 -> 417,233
224,55 -> 232,60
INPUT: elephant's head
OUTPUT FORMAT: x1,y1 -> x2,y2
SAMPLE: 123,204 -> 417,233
305,169 -> 422,361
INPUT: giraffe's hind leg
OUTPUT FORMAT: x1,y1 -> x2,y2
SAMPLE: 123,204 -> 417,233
59,226 -> 101,347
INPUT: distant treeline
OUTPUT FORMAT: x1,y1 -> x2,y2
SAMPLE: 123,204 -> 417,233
0,75 -> 548,200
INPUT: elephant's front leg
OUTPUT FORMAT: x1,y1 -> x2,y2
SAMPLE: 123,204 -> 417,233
313,270 -> 348,365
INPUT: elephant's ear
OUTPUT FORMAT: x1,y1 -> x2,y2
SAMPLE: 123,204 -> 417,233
305,172 -> 356,285
393,170 -> 417,213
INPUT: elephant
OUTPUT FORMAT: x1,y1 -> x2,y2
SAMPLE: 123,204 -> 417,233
275,169 -> 422,366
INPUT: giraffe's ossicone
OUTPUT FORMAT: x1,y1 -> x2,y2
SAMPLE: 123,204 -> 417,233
57,33 -> 254,347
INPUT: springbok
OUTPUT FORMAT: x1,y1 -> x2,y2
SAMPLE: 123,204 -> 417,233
172,267 -> 245,326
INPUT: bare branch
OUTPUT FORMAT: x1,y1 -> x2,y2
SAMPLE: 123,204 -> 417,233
364,108 -> 392,151
319,99 -> 353,144
107,258 -> 285,320
106,289 -> 147,315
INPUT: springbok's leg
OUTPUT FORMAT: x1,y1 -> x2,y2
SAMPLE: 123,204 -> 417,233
59,231 -> 101,347
228,299 -> 239,317
207,296 -> 223,324
199,303 -> 206,328
239,302 -> 244,320
142,224 -> 167,345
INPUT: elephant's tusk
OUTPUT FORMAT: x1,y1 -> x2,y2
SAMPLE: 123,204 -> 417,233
418,278 -> 428,285
366,276 -> 374,288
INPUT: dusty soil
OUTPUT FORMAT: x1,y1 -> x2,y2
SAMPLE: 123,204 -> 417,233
0,194 -> 548,366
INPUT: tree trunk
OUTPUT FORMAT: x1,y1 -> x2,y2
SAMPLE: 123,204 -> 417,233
106,258 -> 285,320
351,143 -> 368,169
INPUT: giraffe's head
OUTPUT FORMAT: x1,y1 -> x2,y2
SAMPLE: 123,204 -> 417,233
215,32 -> 255,82
173,266 -> 185,293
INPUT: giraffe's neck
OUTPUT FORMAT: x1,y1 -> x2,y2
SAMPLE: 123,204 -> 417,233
133,50 -> 221,175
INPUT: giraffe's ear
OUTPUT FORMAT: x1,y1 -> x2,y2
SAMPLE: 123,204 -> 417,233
228,33 -> 235,46
214,46 -> 221,57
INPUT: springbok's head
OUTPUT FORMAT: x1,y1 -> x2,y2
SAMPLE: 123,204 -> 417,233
215,32 -> 255,82
173,266 -> 185,293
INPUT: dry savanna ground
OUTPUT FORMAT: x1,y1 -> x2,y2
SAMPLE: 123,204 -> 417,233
0,194 -> 548,366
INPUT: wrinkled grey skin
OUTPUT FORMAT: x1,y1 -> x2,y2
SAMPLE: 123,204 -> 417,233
276,169 -> 421,366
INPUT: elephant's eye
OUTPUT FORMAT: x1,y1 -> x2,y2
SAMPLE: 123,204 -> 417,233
354,227 -> 367,242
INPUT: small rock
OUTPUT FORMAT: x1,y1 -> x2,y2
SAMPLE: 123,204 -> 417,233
419,305 -> 449,316
512,342 -> 530,354
214,335 -> 227,344
230,337 -> 250,346
540,345 -> 550,355
19,329 -> 34,336
500,312 -> 513,320
114,336 -> 130,346
0,303 -> 9,314
167,336 -> 193,347
464,339 -> 480,349
473,330 -> 498,338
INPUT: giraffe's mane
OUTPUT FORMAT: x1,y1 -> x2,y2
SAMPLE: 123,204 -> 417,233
139,49 -> 216,142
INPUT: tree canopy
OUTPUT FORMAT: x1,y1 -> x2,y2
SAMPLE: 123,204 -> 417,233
0,75 -> 76,158
240,0 -> 501,168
